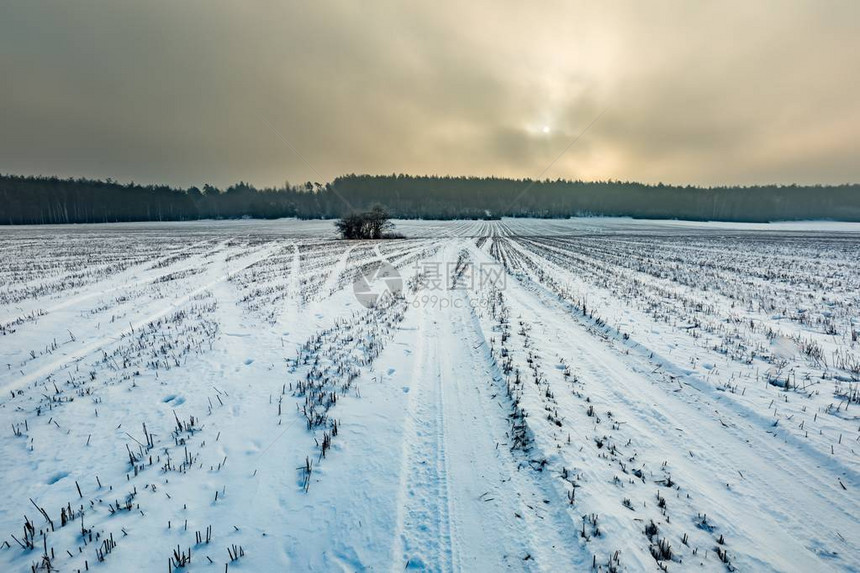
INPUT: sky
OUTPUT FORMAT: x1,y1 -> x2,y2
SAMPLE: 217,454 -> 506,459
1,1 -> 858,188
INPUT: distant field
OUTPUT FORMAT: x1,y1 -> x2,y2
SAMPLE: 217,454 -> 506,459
1,218 -> 858,571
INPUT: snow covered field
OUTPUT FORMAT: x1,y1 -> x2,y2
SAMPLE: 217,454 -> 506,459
1,218 -> 858,572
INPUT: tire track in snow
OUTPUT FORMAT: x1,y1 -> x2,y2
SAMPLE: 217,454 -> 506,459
276,241 -> 302,328
392,243 -> 584,572
391,301 -> 455,572
320,244 -> 355,300
450,285 -> 585,571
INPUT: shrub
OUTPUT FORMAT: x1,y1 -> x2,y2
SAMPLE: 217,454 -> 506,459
335,205 -> 395,239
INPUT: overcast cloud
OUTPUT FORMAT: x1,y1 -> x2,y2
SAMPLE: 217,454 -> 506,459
1,0 -> 857,187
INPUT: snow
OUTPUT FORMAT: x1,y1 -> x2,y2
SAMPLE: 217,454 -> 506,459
0,218 -> 858,571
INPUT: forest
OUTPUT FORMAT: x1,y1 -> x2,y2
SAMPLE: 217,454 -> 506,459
2,173 -> 859,224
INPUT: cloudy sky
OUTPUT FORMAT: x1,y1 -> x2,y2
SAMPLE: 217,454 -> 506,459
1,1 -> 857,188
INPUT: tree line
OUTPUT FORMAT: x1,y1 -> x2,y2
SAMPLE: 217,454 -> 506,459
1,173 -> 858,224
